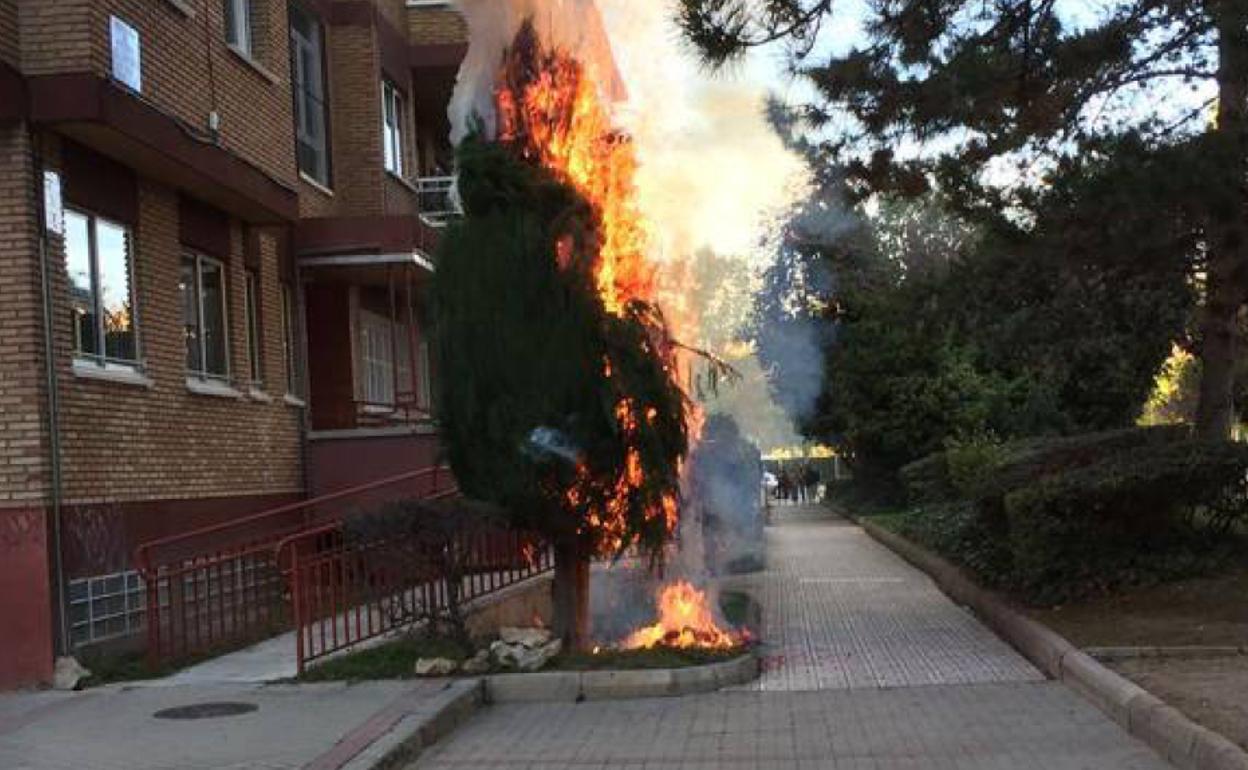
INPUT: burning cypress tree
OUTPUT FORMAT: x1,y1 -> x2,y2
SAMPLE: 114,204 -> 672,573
432,134 -> 688,649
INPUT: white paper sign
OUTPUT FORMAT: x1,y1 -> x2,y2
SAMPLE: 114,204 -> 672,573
43,171 -> 63,236
110,16 -> 142,92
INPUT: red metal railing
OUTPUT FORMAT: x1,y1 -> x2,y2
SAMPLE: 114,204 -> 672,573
281,511 -> 552,673
136,466 -> 455,665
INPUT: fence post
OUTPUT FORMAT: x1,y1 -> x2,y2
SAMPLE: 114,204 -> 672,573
144,568 -> 159,668
290,545 -> 305,677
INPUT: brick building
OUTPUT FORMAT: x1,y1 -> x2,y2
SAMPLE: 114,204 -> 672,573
0,0 -> 466,688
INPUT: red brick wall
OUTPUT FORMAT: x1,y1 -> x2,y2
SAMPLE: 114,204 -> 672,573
0,506 -> 54,689
0,125 -> 50,506
406,5 -> 466,45
0,125 -> 54,689
16,0 -> 93,75
39,133 -> 304,509
18,0 -> 298,187
0,0 -> 18,66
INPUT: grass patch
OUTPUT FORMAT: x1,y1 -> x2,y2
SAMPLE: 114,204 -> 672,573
548,646 -> 743,671
861,511 -> 908,532
77,649 -> 211,689
299,635 -> 470,683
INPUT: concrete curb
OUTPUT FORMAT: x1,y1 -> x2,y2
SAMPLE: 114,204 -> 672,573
332,679 -> 484,770
483,652 -> 759,703
860,519 -> 1248,770
1088,646 -> 1248,662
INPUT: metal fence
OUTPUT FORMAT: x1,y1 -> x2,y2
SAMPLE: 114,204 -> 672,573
280,509 -> 552,673
135,467 -> 456,667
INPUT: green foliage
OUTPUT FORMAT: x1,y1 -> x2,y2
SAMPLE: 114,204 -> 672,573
895,430 -> 1247,603
692,0 -> 1247,439
432,139 -> 687,557
1004,439 -> 1248,594
901,426 -> 1191,506
298,634 -> 471,683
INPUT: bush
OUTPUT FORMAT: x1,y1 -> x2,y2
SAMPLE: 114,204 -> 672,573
1004,438 -> 1248,600
890,502 -> 1015,587
901,425 -> 1189,506
896,428 -> 1244,604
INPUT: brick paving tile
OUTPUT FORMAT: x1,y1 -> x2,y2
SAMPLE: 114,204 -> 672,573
408,505 -> 1172,769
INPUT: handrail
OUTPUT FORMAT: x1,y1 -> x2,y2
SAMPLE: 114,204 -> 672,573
272,485 -> 461,566
135,465 -> 453,572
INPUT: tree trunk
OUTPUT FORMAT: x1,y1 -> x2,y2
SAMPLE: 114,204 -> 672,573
1197,0 -> 1248,439
551,536 -> 590,650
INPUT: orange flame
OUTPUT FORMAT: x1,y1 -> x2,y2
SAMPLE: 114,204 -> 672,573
496,23 -> 736,653
499,27 -> 683,556
620,580 -> 739,650
497,26 -> 655,315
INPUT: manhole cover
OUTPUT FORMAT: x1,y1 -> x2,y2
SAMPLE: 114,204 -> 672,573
153,702 -> 258,720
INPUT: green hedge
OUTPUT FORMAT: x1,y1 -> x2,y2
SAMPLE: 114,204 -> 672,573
896,429 -> 1246,604
900,426 -> 1190,506
1004,439 -> 1248,595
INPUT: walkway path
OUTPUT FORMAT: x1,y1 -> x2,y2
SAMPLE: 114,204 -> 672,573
731,507 -> 1041,691
410,505 -> 1173,769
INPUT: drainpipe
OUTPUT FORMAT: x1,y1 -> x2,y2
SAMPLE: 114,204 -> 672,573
30,128 -> 71,658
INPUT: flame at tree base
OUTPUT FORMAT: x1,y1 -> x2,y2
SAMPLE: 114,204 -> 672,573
619,580 -> 742,650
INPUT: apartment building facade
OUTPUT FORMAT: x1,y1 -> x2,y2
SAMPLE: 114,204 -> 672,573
0,0 -> 466,688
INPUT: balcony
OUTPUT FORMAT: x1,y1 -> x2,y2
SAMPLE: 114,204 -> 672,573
416,175 -> 460,227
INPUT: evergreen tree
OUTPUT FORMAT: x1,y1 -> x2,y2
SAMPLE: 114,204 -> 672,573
432,139 -> 688,648
681,0 -> 1248,437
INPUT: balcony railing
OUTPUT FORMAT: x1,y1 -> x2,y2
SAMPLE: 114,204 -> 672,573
356,393 -> 434,429
416,175 -> 460,227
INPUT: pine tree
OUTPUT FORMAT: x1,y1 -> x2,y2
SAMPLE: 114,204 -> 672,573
432,139 -> 689,648
681,0 -> 1248,437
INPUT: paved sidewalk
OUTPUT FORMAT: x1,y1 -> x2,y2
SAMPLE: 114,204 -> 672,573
0,679 -> 478,770
410,505 -> 1172,769
730,508 -> 1042,691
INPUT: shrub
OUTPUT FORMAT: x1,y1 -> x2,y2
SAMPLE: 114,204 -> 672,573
900,425 -> 1189,506
1004,438 -> 1248,599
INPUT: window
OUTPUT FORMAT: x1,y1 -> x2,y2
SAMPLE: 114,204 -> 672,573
359,309 -> 395,407
281,284 -> 298,395
382,80 -> 405,177
182,254 -> 230,381
289,4 -> 329,186
224,0 -> 253,56
244,269 -> 262,384
65,209 -> 139,368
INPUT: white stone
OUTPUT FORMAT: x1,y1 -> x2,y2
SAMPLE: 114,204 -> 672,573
414,657 -> 459,677
514,639 -> 563,672
53,656 -> 90,691
461,650 -> 491,675
499,627 -> 553,647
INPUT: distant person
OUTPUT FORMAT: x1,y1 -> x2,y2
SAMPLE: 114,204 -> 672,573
803,465 -> 820,502
778,469 -> 792,503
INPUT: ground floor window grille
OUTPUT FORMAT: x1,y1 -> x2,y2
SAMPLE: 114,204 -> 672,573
68,570 -> 146,647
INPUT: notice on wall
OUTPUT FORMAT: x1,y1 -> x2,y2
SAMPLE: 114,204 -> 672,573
43,171 -> 63,236
110,16 -> 142,92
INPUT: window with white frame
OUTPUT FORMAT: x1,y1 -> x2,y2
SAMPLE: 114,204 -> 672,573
65,209 -> 140,369
382,80 -> 405,177
181,254 -> 230,381
359,309 -> 395,407
289,3 -> 330,186
244,268 -> 262,384
224,0 -> 253,56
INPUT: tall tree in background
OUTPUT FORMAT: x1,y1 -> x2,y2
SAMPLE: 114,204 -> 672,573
680,0 -> 1248,437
